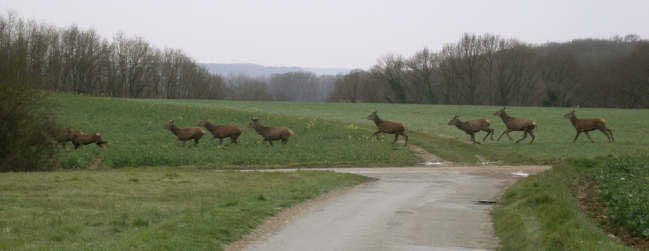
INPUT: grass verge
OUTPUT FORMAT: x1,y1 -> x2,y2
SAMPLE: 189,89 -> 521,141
491,158 -> 631,250
0,168 -> 372,250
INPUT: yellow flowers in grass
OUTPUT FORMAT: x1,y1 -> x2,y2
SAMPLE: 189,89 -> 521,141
347,124 -> 358,130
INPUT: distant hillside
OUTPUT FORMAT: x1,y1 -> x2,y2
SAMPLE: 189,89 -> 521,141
201,63 -> 351,77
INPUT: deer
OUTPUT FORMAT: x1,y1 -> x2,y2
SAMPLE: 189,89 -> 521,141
366,111 -> 408,146
162,119 -> 205,149
197,118 -> 243,146
447,115 -> 494,145
563,106 -> 614,143
44,124 -> 83,150
246,117 -> 293,146
493,107 -> 537,144
67,127 -> 107,150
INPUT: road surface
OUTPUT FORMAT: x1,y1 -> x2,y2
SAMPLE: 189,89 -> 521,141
238,165 -> 550,251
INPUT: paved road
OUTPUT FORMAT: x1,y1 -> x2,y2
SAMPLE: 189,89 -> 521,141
244,166 -> 550,251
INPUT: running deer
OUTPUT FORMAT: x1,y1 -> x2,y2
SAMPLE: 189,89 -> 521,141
447,115 -> 494,145
246,117 -> 293,146
197,118 -> 243,145
493,107 -> 537,144
163,119 -> 205,149
563,106 -> 614,143
366,111 -> 408,146
44,125 -> 82,150
67,127 -> 107,150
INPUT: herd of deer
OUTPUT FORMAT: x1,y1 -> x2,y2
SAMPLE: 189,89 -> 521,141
447,106 -> 614,145
47,106 -> 614,151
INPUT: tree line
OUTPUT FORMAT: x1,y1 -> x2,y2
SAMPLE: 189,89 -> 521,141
331,33 -> 649,108
2,11 -> 648,108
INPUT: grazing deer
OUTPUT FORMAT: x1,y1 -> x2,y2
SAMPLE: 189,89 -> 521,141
197,118 -> 243,145
563,106 -> 614,143
163,119 -> 205,149
493,107 -> 537,144
366,111 -> 408,146
246,117 -> 293,146
447,115 -> 494,145
67,127 -> 107,150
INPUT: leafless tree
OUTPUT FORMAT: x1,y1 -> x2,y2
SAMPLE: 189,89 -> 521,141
405,47 -> 439,104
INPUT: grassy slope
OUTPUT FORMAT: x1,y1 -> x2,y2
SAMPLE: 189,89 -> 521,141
491,159 -> 631,250
143,99 -> 649,162
53,94 -> 416,169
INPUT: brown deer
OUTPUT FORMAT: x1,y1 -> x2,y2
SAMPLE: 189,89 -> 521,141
44,124 -> 83,150
246,117 -> 293,146
366,111 -> 408,146
163,119 -> 205,149
493,107 -> 537,144
447,115 -> 494,145
563,106 -> 614,143
197,118 -> 243,145
67,127 -> 107,150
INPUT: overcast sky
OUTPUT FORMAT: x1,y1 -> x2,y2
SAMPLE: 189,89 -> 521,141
4,0 -> 648,69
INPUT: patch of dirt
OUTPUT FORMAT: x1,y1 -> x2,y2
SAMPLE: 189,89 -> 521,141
408,144 -> 445,163
577,179 -> 649,250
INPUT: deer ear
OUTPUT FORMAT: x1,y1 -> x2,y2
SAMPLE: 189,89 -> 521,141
373,111 -> 377,114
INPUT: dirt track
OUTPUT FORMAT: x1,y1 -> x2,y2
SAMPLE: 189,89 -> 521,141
228,165 -> 551,251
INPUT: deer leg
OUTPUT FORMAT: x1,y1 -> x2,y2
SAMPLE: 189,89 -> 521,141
497,129 -> 511,141
218,138 -> 224,145
528,131 -> 535,144
608,129 -> 615,143
268,140 -> 274,146
572,131 -> 581,143
401,133 -> 408,146
584,131 -> 595,143
483,129 -> 493,142
470,133 -> 481,145
600,129 -> 612,143
391,134 -> 399,144
369,131 -> 381,141
515,131 -> 528,144
282,139 -> 288,146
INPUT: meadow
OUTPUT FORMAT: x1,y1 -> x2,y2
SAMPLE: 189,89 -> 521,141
0,168 -> 371,250
4,93 -> 648,250
53,94 -> 416,169
144,98 -> 649,162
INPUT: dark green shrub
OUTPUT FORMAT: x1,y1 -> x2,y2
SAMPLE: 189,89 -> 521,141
0,47 -> 59,171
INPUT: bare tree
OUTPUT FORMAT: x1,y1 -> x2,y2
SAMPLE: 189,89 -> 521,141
540,48 -> 582,107
405,47 -> 439,104
371,54 -> 409,103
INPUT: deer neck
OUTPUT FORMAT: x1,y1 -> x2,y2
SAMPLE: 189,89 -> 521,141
454,120 -> 467,130
205,121 -> 216,130
569,115 -> 579,126
252,123 -> 266,134
372,116 -> 383,126
499,112 -> 511,123
169,124 -> 182,136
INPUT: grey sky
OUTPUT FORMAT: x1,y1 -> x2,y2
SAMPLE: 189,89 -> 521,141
4,0 -> 648,69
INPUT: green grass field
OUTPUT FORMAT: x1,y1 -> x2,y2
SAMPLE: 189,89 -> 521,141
0,168 -> 370,250
53,94 -> 416,169
143,98 -> 649,161
3,93 -> 648,250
